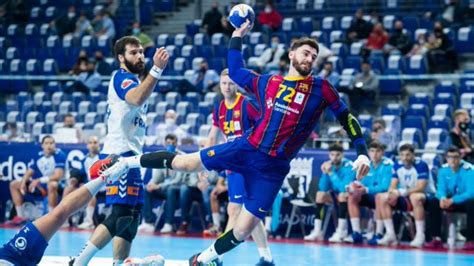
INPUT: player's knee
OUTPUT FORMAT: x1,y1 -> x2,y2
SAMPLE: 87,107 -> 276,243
10,180 -> 20,189
51,204 -> 70,221
316,191 -> 326,202
227,204 -> 241,218
47,181 -> 58,192
338,193 -> 348,202
409,193 -> 421,203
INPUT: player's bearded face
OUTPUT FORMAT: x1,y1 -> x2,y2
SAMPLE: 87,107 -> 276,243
124,56 -> 145,74
329,151 -> 342,165
292,53 -> 313,76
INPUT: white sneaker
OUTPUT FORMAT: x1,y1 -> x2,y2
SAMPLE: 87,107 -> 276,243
343,235 -> 354,243
409,234 -> 425,248
304,230 -> 323,241
447,237 -> 456,249
329,230 -> 347,243
377,234 -> 398,246
77,221 -> 94,230
138,222 -> 155,233
457,232 -> 466,242
160,223 -> 173,234
101,156 -> 129,183
143,254 -> 165,266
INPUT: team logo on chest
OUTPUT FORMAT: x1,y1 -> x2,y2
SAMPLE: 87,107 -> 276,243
298,83 -> 309,93
233,110 -> 241,119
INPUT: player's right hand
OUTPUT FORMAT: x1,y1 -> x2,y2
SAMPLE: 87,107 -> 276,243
20,181 -> 27,195
28,179 -> 40,193
232,19 -> 251,38
153,47 -> 169,69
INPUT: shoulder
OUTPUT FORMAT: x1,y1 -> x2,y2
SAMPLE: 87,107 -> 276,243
414,158 -> 429,168
461,161 -> 474,171
342,158 -> 353,168
382,157 -> 394,166
54,149 -> 67,160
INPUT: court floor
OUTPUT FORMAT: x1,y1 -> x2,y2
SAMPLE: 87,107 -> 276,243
0,227 -> 473,265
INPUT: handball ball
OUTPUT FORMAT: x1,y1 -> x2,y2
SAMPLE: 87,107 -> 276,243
228,4 -> 255,29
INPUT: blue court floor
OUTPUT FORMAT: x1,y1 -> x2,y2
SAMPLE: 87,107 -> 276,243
1,227 -> 473,265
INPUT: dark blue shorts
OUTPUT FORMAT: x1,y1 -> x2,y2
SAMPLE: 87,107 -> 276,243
394,196 -> 413,212
360,194 -> 376,209
227,172 -> 246,205
0,222 -> 48,266
200,138 -> 290,219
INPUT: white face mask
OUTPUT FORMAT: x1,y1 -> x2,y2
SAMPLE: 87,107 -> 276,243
68,12 -> 75,18
165,118 -> 176,127
264,7 -> 272,13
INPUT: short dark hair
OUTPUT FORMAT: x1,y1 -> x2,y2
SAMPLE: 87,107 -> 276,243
114,36 -> 142,61
446,146 -> 460,155
41,135 -> 54,144
165,133 -> 177,142
369,140 -> 386,151
399,143 -> 414,154
64,113 -> 74,119
329,143 -> 343,152
290,37 -> 319,54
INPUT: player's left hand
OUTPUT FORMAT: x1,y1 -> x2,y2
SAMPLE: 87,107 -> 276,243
153,47 -> 169,69
28,179 -> 41,193
232,19 -> 251,38
352,155 -> 370,181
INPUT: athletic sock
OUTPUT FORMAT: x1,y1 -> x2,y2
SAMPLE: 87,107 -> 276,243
212,213 -> 220,227
84,178 -> 105,196
351,218 -> 361,233
124,155 -> 141,168
15,206 -> 23,218
376,219 -> 384,235
139,151 -> 176,169
73,241 -> 99,265
84,206 -> 95,224
258,247 -> 273,262
415,220 -> 425,238
383,219 -> 395,236
314,219 -> 322,233
198,229 -> 244,263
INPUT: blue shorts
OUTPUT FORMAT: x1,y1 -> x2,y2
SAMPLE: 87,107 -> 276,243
0,222 -> 48,266
360,194 -> 376,209
227,172 -> 246,205
201,138 -> 290,219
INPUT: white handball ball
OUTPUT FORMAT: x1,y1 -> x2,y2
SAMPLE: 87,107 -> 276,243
228,3 -> 255,29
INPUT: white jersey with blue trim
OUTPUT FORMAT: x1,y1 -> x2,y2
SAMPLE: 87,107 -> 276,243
102,68 -> 148,155
393,158 -> 436,194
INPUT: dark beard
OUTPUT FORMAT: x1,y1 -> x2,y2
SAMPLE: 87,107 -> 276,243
292,59 -> 312,76
124,58 -> 145,74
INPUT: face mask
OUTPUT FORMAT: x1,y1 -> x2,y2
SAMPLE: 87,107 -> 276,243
166,144 -> 176,152
5,129 -> 12,137
165,118 -> 176,127
68,12 -> 75,18
459,122 -> 469,132
265,7 -> 272,13
132,28 -> 140,35
271,42 -> 278,49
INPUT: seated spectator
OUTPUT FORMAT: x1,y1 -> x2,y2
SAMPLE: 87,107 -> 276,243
385,20 -> 412,55
446,109 -> 473,163
352,62 -> 379,106
0,122 -> 26,142
155,110 -> 188,146
93,10 -> 115,40
56,114 -> 82,143
61,136 -> 100,228
375,144 -> 436,247
318,62 -> 340,88
191,60 -> 220,93
139,134 -> 182,233
425,0 -> 466,27
426,21 -> 458,72
175,172 -> 203,235
370,118 -> 396,153
348,140 -> 392,244
313,36 -> 333,69
131,22 -> 154,50
365,23 -> 389,54
202,2 -> 224,36
69,50 -> 89,75
257,36 -> 286,71
425,147 -> 474,250
346,9 -> 373,44
257,0 -> 283,33
305,144 -> 355,242
201,171 -> 226,236
65,59 -> 102,95
9,136 -> 66,224
406,32 -> 429,57
55,5 -> 78,37
74,11 -> 93,38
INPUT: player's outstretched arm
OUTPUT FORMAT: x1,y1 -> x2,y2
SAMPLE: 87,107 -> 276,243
228,20 -> 259,95
125,47 -> 169,106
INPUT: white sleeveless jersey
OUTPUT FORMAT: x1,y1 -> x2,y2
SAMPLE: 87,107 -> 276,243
102,68 -> 148,155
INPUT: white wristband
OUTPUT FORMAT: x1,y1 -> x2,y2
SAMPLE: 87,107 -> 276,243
39,176 -> 50,183
398,188 -> 408,197
149,65 -> 163,79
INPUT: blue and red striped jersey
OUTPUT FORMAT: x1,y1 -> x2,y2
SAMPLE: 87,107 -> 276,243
212,92 -> 260,140
228,49 -> 348,160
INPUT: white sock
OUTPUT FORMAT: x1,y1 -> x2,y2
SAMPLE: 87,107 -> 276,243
265,216 -> 272,231
415,220 -> 425,238
15,206 -> 23,217
383,219 -> 395,236
376,220 -> 384,235
124,155 -> 141,168
197,243 -> 218,263
337,218 -> 347,233
314,219 -> 322,233
84,206 -> 95,224
48,206 -> 53,213
84,178 -> 105,196
351,218 -> 361,233
212,213 -> 220,227
113,259 -> 124,265
258,247 -> 273,262
74,241 -> 99,265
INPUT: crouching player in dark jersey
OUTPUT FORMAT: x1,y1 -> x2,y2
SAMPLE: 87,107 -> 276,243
94,20 -> 371,265
0,156 -> 117,265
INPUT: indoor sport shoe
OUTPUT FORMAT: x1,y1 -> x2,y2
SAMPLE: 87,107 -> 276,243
351,232 -> 364,244
188,253 -> 223,266
409,234 -> 425,248
424,237 -> 443,249
89,154 -> 125,183
367,234 -> 383,245
203,225 -> 221,237
377,234 -> 398,246
255,257 -> 275,266
304,229 -> 323,241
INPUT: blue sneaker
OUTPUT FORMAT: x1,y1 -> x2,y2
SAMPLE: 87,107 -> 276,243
256,257 -> 275,266
367,234 -> 383,246
352,232 -> 364,244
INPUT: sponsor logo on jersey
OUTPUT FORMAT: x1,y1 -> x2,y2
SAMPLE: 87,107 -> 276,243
14,237 -> 27,251
121,79 -> 134,89
207,150 -> 215,157
266,98 -> 273,109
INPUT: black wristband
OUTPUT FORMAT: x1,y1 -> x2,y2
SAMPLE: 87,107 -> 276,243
229,37 -> 243,51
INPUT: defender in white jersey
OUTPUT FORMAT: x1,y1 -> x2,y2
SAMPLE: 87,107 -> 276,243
376,143 -> 435,247
71,36 -> 169,266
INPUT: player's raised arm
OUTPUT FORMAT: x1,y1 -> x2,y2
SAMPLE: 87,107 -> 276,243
228,20 -> 259,95
320,79 -> 370,180
125,47 -> 169,106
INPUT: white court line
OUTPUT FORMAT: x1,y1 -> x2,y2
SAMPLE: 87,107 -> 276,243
40,256 -> 188,266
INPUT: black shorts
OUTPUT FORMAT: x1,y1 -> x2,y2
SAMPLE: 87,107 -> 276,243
394,196 -> 413,212
359,194 -> 376,209
69,168 -> 88,184
102,204 -> 142,242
